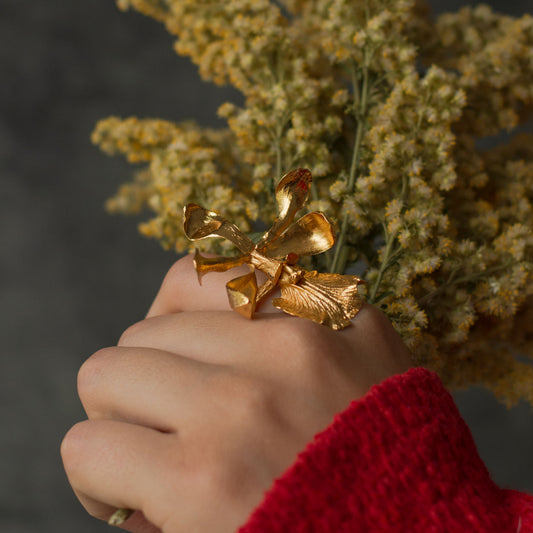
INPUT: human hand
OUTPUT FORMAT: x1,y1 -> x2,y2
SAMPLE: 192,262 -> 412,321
61,254 -> 411,533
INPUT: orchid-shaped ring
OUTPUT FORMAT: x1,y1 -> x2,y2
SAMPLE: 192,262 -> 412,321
183,168 -> 365,330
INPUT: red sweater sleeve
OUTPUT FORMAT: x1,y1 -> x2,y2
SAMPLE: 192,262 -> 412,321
239,367 -> 533,532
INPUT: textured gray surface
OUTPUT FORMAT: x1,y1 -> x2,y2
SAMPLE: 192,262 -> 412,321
1,1 -> 531,532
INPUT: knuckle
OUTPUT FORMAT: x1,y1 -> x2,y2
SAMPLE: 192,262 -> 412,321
270,318 -> 332,375
147,254 -> 196,316
117,319 -> 146,346
353,304 -> 412,369
77,348 -> 114,400
270,316 -> 316,351
362,305 -> 410,350
161,254 -> 195,292
60,420 -> 91,467
360,303 -> 393,332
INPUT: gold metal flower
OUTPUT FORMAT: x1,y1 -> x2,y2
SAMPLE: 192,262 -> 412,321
183,168 -> 365,330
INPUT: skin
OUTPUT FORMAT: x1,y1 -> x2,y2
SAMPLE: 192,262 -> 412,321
61,254 -> 411,533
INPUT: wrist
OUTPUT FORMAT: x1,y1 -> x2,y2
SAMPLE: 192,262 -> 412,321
239,368 -> 517,533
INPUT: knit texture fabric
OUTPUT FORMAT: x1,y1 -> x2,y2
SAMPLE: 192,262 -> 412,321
239,367 -> 533,532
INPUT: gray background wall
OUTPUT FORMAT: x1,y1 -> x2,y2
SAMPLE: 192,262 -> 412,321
1,1 -> 532,532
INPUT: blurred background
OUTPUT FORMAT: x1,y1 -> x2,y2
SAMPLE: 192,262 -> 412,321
1,0 -> 532,531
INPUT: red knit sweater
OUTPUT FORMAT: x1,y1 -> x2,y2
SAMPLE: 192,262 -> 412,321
240,367 -> 533,532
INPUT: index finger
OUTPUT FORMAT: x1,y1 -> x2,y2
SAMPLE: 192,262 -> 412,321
146,254 -> 280,318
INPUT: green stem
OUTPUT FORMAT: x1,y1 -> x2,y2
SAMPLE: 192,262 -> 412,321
364,160 -> 410,300
368,226 -> 399,303
348,66 -> 369,192
418,261 -> 515,307
330,59 -> 371,274
275,136 -> 283,183
266,57 -> 289,190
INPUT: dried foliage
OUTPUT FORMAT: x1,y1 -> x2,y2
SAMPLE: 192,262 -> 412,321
93,0 -> 533,406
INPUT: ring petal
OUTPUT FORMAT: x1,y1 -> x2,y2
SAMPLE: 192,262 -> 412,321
264,212 -> 335,259
183,204 -> 255,253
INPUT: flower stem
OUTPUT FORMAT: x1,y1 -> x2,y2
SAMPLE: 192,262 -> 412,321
275,134 -> 283,182
368,225 -> 399,304
418,261 -> 515,307
330,59 -> 370,274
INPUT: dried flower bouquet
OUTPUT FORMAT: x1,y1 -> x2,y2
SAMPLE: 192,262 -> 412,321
92,0 -> 533,406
